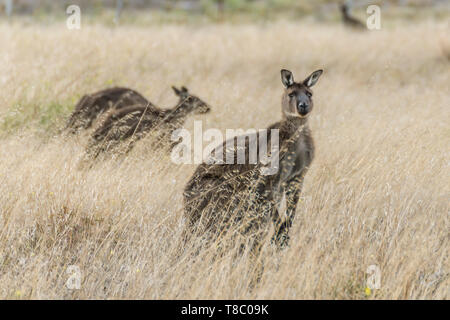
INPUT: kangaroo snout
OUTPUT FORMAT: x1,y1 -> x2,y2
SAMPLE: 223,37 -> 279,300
200,103 -> 211,114
297,102 -> 308,115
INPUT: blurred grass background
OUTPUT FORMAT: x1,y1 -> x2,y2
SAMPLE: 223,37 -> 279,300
1,0 -> 449,24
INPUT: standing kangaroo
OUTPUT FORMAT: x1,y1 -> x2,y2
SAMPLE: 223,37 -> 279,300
183,69 -> 323,252
86,86 -> 210,158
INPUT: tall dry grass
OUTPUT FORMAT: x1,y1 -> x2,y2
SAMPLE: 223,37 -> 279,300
0,20 -> 448,299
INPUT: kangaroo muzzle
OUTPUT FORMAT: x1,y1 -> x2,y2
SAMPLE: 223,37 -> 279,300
297,102 -> 309,115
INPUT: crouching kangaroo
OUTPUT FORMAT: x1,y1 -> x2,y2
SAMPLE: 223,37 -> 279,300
86,86 -> 211,158
65,87 -> 152,133
183,69 -> 323,257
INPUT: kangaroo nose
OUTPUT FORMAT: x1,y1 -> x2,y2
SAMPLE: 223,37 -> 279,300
297,102 -> 307,112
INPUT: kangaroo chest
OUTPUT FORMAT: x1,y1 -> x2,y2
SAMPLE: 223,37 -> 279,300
278,133 -> 314,184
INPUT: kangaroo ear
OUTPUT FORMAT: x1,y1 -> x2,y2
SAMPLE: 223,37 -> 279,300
303,69 -> 323,88
172,86 -> 181,96
181,86 -> 189,93
281,69 -> 294,88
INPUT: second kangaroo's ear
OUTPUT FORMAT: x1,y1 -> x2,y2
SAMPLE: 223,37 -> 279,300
303,69 -> 323,88
181,86 -> 189,93
172,86 -> 181,96
281,69 -> 294,88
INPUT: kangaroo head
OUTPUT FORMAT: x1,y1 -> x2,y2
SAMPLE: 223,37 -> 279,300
281,69 -> 323,119
172,86 -> 211,115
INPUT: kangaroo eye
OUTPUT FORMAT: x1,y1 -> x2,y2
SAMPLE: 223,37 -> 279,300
288,93 -> 295,98
306,92 -> 312,98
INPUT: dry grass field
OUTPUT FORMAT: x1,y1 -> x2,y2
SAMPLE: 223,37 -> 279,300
0,17 -> 449,299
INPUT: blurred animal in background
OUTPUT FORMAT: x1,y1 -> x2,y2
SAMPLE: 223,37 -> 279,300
340,2 -> 365,29
86,86 -> 211,158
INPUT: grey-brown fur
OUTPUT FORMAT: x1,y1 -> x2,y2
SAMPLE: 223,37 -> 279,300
340,3 -> 365,29
86,86 -> 210,157
65,87 -> 153,133
183,69 -> 323,253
